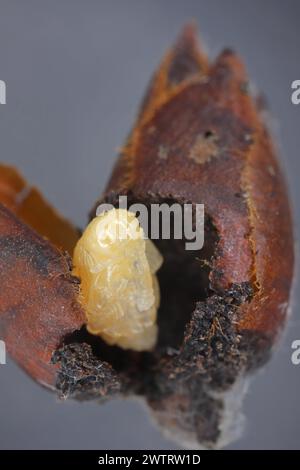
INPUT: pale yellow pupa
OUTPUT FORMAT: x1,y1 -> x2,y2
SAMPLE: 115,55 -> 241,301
73,208 -> 163,351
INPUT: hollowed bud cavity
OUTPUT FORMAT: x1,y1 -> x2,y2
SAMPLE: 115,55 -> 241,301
72,208 -> 163,351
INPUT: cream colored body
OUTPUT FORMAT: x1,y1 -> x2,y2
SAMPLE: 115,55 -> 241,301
73,209 -> 163,351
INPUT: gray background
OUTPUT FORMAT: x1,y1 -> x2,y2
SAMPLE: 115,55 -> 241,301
0,0 -> 299,450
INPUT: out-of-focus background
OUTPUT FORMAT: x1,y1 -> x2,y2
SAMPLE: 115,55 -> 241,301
0,0 -> 299,450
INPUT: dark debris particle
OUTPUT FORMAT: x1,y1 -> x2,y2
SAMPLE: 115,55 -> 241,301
51,343 -> 121,401
203,130 -> 215,140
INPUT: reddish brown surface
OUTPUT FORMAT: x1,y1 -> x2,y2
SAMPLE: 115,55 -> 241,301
0,167 -> 85,387
105,24 -> 294,341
